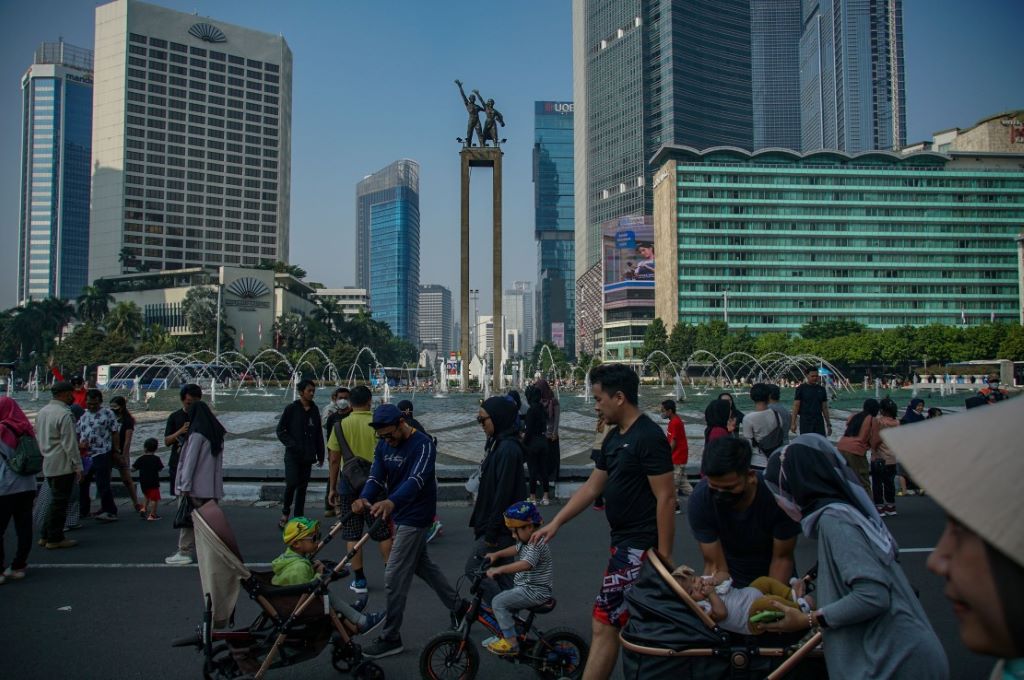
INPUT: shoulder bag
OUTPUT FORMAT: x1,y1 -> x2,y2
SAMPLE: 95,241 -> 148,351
333,422 -> 371,494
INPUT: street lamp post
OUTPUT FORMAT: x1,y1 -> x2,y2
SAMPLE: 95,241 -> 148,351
213,267 -> 224,405
723,288 -> 729,326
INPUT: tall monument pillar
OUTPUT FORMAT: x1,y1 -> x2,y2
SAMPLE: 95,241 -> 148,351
460,147 -> 503,390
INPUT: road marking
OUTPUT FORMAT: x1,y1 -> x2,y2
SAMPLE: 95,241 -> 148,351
899,548 -> 935,554
31,562 -> 273,569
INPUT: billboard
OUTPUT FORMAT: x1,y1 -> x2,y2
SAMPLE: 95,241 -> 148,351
551,322 -> 565,348
603,215 -> 655,290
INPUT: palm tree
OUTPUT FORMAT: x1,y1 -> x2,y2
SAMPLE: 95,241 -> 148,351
76,286 -> 114,325
256,260 -> 307,280
118,246 -> 139,272
106,301 -> 144,340
38,297 -> 75,345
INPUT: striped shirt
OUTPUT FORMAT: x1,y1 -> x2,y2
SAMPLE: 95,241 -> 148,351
513,541 -> 553,598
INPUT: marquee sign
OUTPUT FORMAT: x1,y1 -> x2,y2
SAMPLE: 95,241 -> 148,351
225,276 -> 270,310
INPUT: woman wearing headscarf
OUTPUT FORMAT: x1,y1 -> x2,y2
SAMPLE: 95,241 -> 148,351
0,397 -> 38,582
703,398 -> 735,444
165,400 -> 227,566
760,434 -> 947,679
466,396 -> 527,601
718,392 -> 745,426
536,379 -> 561,493
883,398 -> 1024,680
835,398 -> 879,494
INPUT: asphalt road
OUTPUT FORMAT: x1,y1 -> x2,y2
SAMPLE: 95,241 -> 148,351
1,494 -> 991,680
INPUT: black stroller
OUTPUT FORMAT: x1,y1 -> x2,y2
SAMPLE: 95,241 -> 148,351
619,550 -> 826,679
172,502 -> 385,679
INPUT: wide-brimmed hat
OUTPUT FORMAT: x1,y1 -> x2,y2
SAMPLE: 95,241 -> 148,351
881,397 -> 1023,566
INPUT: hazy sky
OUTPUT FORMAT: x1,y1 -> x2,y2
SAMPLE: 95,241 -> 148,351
0,0 -> 1020,313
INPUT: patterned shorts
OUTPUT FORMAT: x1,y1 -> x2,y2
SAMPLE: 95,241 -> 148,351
337,492 -> 393,542
592,546 -> 647,628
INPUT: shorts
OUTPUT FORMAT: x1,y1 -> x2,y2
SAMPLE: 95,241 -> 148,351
592,546 -> 647,628
143,487 -> 162,502
337,492 -> 393,542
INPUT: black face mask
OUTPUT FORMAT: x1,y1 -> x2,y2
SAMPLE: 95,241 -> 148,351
711,488 -> 745,509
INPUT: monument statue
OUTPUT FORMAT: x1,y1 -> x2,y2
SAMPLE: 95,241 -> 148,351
473,89 -> 505,147
455,79 -> 484,147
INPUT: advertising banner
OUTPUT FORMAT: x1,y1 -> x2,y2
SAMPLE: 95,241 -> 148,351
551,322 -> 565,348
603,215 -> 654,287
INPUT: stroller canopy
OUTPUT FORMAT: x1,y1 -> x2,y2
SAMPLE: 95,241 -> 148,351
194,501 -> 251,628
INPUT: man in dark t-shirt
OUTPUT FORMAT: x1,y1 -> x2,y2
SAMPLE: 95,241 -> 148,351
164,384 -> 201,497
688,437 -> 800,588
791,368 -> 830,437
531,363 -> 675,680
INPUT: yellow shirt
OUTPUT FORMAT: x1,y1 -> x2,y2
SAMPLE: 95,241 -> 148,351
327,410 -> 376,464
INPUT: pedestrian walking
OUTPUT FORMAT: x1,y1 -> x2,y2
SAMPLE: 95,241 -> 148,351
35,381 -> 82,549
275,379 -> 324,527
536,378 -> 561,495
165,384 -> 201,497
741,384 -> 786,470
661,399 -> 692,507
109,396 -> 144,517
523,386 -> 550,505
869,398 -> 900,516
165,400 -> 226,566
354,404 -> 462,660
0,397 -> 40,581
591,415 -> 607,511
790,368 -> 831,437
531,363 -> 675,679
133,437 -> 164,520
398,399 -> 444,543
703,398 -> 734,444
76,389 -> 121,522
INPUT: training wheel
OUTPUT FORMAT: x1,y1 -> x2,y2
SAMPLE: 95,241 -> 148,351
352,660 -> 385,679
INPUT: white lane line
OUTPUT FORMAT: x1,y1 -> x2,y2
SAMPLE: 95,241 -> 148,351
31,562 -> 274,569
899,548 -> 935,554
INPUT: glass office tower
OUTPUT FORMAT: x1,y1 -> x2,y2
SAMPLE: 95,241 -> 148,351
18,42 -> 94,303
652,146 -> 1023,332
357,159 -> 420,343
419,284 -> 453,357
534,101 -> 575,356
752,0 -> 802,150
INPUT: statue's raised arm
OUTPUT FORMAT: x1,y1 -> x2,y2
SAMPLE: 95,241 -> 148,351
456,79 -> 484,147
455,79 -> 469,105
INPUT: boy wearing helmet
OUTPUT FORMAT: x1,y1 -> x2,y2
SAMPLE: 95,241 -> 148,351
481,501 -> 554,656
272,517 -> 386,635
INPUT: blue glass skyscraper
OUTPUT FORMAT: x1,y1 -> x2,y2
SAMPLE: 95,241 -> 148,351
17,42 -> 93,303
534,101 -> 575,356
356,159 -> 420,343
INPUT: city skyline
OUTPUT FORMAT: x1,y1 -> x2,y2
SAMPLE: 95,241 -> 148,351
0,0 -> 1021,319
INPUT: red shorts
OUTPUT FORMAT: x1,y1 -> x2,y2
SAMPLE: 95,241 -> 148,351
592,546 -> 647,628
143,487 -> 161,502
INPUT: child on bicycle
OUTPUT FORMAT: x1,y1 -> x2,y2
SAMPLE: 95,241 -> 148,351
481,501 -> 553,655
272,517 -> 386,635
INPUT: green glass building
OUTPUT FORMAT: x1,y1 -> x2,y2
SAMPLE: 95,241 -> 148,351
652,146 -> 1023,333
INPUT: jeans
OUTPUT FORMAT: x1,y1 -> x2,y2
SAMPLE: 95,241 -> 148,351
491,586 -> 549,637
381,524 -> 459,642
283,455 -> 313,517
872,463 -> 897,505
0,489 -> 36,570
43,474 -> 75,543
80,453 -> 117,517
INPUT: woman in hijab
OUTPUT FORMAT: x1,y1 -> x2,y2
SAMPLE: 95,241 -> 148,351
467,396 -> 527,600
718,392 -> 745,426
0,397 -> 38,582
883,398 -> 1024,680
523,386 -> 550,505
703,398 -> 735,444
166,400 -> 227,566
535,379 -> 561,492
760,434 -> 947,680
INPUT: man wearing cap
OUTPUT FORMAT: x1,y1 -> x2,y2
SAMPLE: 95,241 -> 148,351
353,403 -> 461,660
883,397 -> 1024,678
36,381 -> 82,549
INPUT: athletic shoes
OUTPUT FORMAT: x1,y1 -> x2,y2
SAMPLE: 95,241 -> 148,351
3,567 -> 26,580
165,551 -> 194,566
358,610 -> 387,635
361,636 -> 404,659
349,577 -> 369,594
485,638 -> 518,656
94,512 -> 118,522
45,539 -> 78,549
426,519 -> 443,544
147,514 -> 161,521
481,636 -> 500,648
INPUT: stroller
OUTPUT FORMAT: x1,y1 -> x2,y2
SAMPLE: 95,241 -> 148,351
619,550 -> 826,679
172,502 -> 385,680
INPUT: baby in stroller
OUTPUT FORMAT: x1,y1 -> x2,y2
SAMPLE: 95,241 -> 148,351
273,517 -> 386,636
671,565 -> 808,635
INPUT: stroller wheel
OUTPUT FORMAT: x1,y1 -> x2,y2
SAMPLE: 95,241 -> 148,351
331,640 -> 360,673
352,661 -> 385,679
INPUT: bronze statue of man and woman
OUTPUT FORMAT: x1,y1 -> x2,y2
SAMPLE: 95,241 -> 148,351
456,79 -> 504,148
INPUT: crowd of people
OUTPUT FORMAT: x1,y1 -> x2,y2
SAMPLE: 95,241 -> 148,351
0,366 -> 1021,680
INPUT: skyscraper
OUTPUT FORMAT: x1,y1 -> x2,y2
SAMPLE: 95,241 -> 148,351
800,0 -> 906,152
534,101 -> 575,356
356,159 -> 420,343
419,284 -> 453,357
502,281 -> 535,358
752,1 -> 803,150
89,0 -> 292,281
17,42 -> 94,303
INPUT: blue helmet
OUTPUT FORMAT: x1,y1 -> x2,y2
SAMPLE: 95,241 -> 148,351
503,501 -> 543,528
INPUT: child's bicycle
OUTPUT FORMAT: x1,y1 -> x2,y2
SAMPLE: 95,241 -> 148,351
419,558 -> 587,680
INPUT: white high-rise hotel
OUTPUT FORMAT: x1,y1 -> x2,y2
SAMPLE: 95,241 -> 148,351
89,0 -> 291,280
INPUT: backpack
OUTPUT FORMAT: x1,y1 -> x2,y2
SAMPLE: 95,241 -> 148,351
752,409 -> 784,455
0,426 -> 44,476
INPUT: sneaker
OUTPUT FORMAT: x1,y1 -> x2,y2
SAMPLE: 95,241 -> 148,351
484,637 -> 518,656
65,523 -> 82,531
528,496 -> 537,504
886,505 -> 898,516
349,577 -> 368,594
147,514 -> 161,521
164,551 -> 194,566
94,512 -> 118,522
361,636 -> 404,659
45,539 -> 78,549
426,520 -> 443,544
3,567 -> 26,580
592,504 -> 605,511
540,497 -> 551,506
481,635 -> 500,648
358,610 -> 387,635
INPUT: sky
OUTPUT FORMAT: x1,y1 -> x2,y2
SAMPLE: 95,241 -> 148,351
0,0 -> 1021,314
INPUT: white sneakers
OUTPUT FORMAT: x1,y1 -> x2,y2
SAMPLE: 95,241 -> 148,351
165,551 -> 194,566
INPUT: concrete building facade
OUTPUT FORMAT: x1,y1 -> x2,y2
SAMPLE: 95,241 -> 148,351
419,284 -> 453,357
311,287 -> 369,319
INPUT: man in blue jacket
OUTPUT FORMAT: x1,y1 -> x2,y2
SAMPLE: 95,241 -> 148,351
352,404 -> 460,659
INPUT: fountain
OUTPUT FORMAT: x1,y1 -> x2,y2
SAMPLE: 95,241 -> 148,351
435,358 -> 449,397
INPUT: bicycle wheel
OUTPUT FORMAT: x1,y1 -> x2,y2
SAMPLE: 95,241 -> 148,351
419,631 -> 480,680
532,628 -> 588,680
